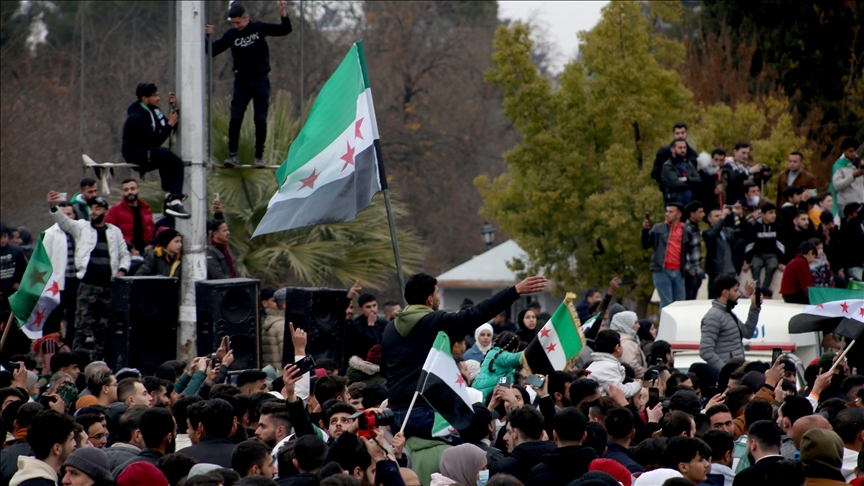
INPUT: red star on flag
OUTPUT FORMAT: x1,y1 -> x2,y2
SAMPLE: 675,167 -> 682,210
840,301 -> 849,313
859,307 -> 864,317
816,304 -> 824,309
298,168 -> 320,190
455,373 -> 465,388
354,118 -> 364,140
545,342 -> 557,354
48,280 -> 60,297
33,309 -> 46,327
539,327 -> 551,338
340,141 -> 356,172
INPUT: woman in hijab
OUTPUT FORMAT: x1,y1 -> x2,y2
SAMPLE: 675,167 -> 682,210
515,309 -> 538,349
463,323 -> 494,362
636,319 -> 656,357
432,443 -> 488,486
608,311 -> 647,378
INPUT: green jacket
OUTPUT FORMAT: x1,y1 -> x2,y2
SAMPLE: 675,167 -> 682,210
405,437 -> 451,486
472,347 -> 524,402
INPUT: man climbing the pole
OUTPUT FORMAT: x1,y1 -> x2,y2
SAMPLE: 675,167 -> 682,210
121,83 -> 190,219
206,1 -> 292,168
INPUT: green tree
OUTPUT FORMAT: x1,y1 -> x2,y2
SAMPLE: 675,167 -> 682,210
136,90 -> 424,288
477,2 -> 692,298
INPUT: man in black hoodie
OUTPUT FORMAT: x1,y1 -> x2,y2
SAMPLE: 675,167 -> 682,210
490,406 -> 557,483
206,2 -> 292,168
121,83 -> 189,219
743,202 -> 786,288
381,272 -> 546,438
526,407 -> 597,486
652,122 -> 697,194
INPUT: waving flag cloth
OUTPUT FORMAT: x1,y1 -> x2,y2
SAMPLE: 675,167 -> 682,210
521,293 -> 586,375
789,299 -> 864,340
417,332 -> 474,431
253,41 -> 384,237
8,233 -> 62,339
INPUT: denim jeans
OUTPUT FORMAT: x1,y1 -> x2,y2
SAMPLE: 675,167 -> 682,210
230,76 -> 271,158
750,254 -> 779,288
390,405 -> 435,440
653,269 -> 685,308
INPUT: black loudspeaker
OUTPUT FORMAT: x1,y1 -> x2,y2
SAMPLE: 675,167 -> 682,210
109,276 -> 179,376
282,288 -> 348,367
195,278 -> 261,371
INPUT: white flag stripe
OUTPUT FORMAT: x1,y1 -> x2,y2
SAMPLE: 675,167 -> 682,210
423,347 -> 473,409
268,90 -> 375,208
802,299 -> 864,322
537,322 -> 567,370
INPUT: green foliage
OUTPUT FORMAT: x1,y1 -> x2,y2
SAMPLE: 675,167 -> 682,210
479,3 -> 692,297
478,1 -> 810,298
207,89 -> 424,288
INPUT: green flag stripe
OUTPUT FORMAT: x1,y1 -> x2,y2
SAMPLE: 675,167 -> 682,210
276,43 -> 366,186
550,302 -> 581,355
8,233 -> 53,326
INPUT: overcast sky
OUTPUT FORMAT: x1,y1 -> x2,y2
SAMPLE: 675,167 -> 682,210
498,1 -> 609,73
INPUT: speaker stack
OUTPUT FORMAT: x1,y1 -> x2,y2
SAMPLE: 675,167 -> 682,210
282,287 -> 348,368
108,276 -> 179,375
195,278 -> 261,371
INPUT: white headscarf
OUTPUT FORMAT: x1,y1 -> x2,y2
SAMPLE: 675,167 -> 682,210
609,310 -> 639,344
474,323 -> 494,354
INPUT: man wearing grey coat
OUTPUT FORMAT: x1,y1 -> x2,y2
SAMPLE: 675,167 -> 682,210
699,274 -> 762,371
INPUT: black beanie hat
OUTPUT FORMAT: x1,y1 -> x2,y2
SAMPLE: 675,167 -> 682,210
156,228 -> 181,248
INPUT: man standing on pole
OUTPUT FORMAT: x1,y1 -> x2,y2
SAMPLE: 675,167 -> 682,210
206,1 -> 292,168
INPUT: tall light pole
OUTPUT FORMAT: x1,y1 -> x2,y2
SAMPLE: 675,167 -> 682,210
174,1 -> 208,362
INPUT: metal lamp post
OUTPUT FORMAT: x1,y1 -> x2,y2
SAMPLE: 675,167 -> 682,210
480,222 -> 495,247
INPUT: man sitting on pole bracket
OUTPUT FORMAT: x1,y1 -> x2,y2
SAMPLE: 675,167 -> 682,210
121,83 -> 190,219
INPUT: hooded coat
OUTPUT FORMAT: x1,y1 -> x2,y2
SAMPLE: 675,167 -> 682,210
608,311 -> 647,378
261,307 -> 284,369
9,457 -> 58,486
346,356 -> 386,387
381,286 -> 520,410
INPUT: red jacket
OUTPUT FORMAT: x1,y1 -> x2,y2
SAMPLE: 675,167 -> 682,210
105,198 -> 154,245
780,253 -> 815,296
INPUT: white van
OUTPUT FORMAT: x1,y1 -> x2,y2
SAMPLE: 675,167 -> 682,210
655,299 -> 821,382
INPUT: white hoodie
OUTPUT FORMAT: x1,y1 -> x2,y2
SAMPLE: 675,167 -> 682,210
586,352 -> 642,398
10,456 -> 58,486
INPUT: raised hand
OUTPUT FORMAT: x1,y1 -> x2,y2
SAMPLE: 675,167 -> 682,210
515,276 -> 547,295
289,322 -> 307,356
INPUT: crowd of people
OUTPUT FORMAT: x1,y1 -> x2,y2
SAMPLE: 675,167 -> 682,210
0,269 -> 860,486
645,124 -> 862,308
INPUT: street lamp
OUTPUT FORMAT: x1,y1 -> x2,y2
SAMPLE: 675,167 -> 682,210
480,222 -> 495,247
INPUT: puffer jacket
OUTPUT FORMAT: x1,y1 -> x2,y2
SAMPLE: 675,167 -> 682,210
617,333 -> 647,379
699,300 -> 760,371
105,198 -> 154,245
472,347 -> 523,402
585,352 -> 642,398
50,207 -> 130,280
134,247 -> 181,278
261,307 -> 284,369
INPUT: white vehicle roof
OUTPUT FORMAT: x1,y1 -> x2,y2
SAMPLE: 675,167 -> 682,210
655,299 -> 821,366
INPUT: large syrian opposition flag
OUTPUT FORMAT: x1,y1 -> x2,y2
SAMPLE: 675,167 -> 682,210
417,332 -> 474,431
789,299 -> 864,340
522,293 -> 586,376
253,41 -> 384,237
8,233 -> 62,339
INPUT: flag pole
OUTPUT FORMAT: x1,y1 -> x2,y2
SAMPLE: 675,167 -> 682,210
398,390 -> 420,436
383,188 -> 407,307
827,339 -> 855,374
0,313 -> 15,352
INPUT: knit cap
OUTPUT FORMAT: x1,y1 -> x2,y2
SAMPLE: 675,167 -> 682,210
274,287 -> 287,303
800,428 -> 844,471
366,344 -> 382,365
25,371 -> 38,391
569,471 -> 622,486
156,228 -> 181,249
589,458 -> 632,486
75,395 -> 99,410
668,390 -> 701,416
188,463 -> 222,477
64,447 -> 113,483
118,462 -> 169,486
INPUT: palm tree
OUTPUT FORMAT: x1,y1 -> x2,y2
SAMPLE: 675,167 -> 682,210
205,90 -> 424,288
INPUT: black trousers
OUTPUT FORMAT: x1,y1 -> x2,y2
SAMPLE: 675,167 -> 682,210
44,277 -> 79,345
229,76 -> 270,158
685,273 -> 702,300
782,291 -> 809,305
125,148 -> 184,197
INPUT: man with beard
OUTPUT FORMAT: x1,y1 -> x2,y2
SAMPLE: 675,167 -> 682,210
121,83 -> 189,219
71,178 -> 99,221
652,122 -> 697,194
142,376 -> 170,408
699,274 -> 762,372
106,179 -> 154,255
661,139 -> 702,205
48,191 -> 130,360
112,407 -> 177,477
